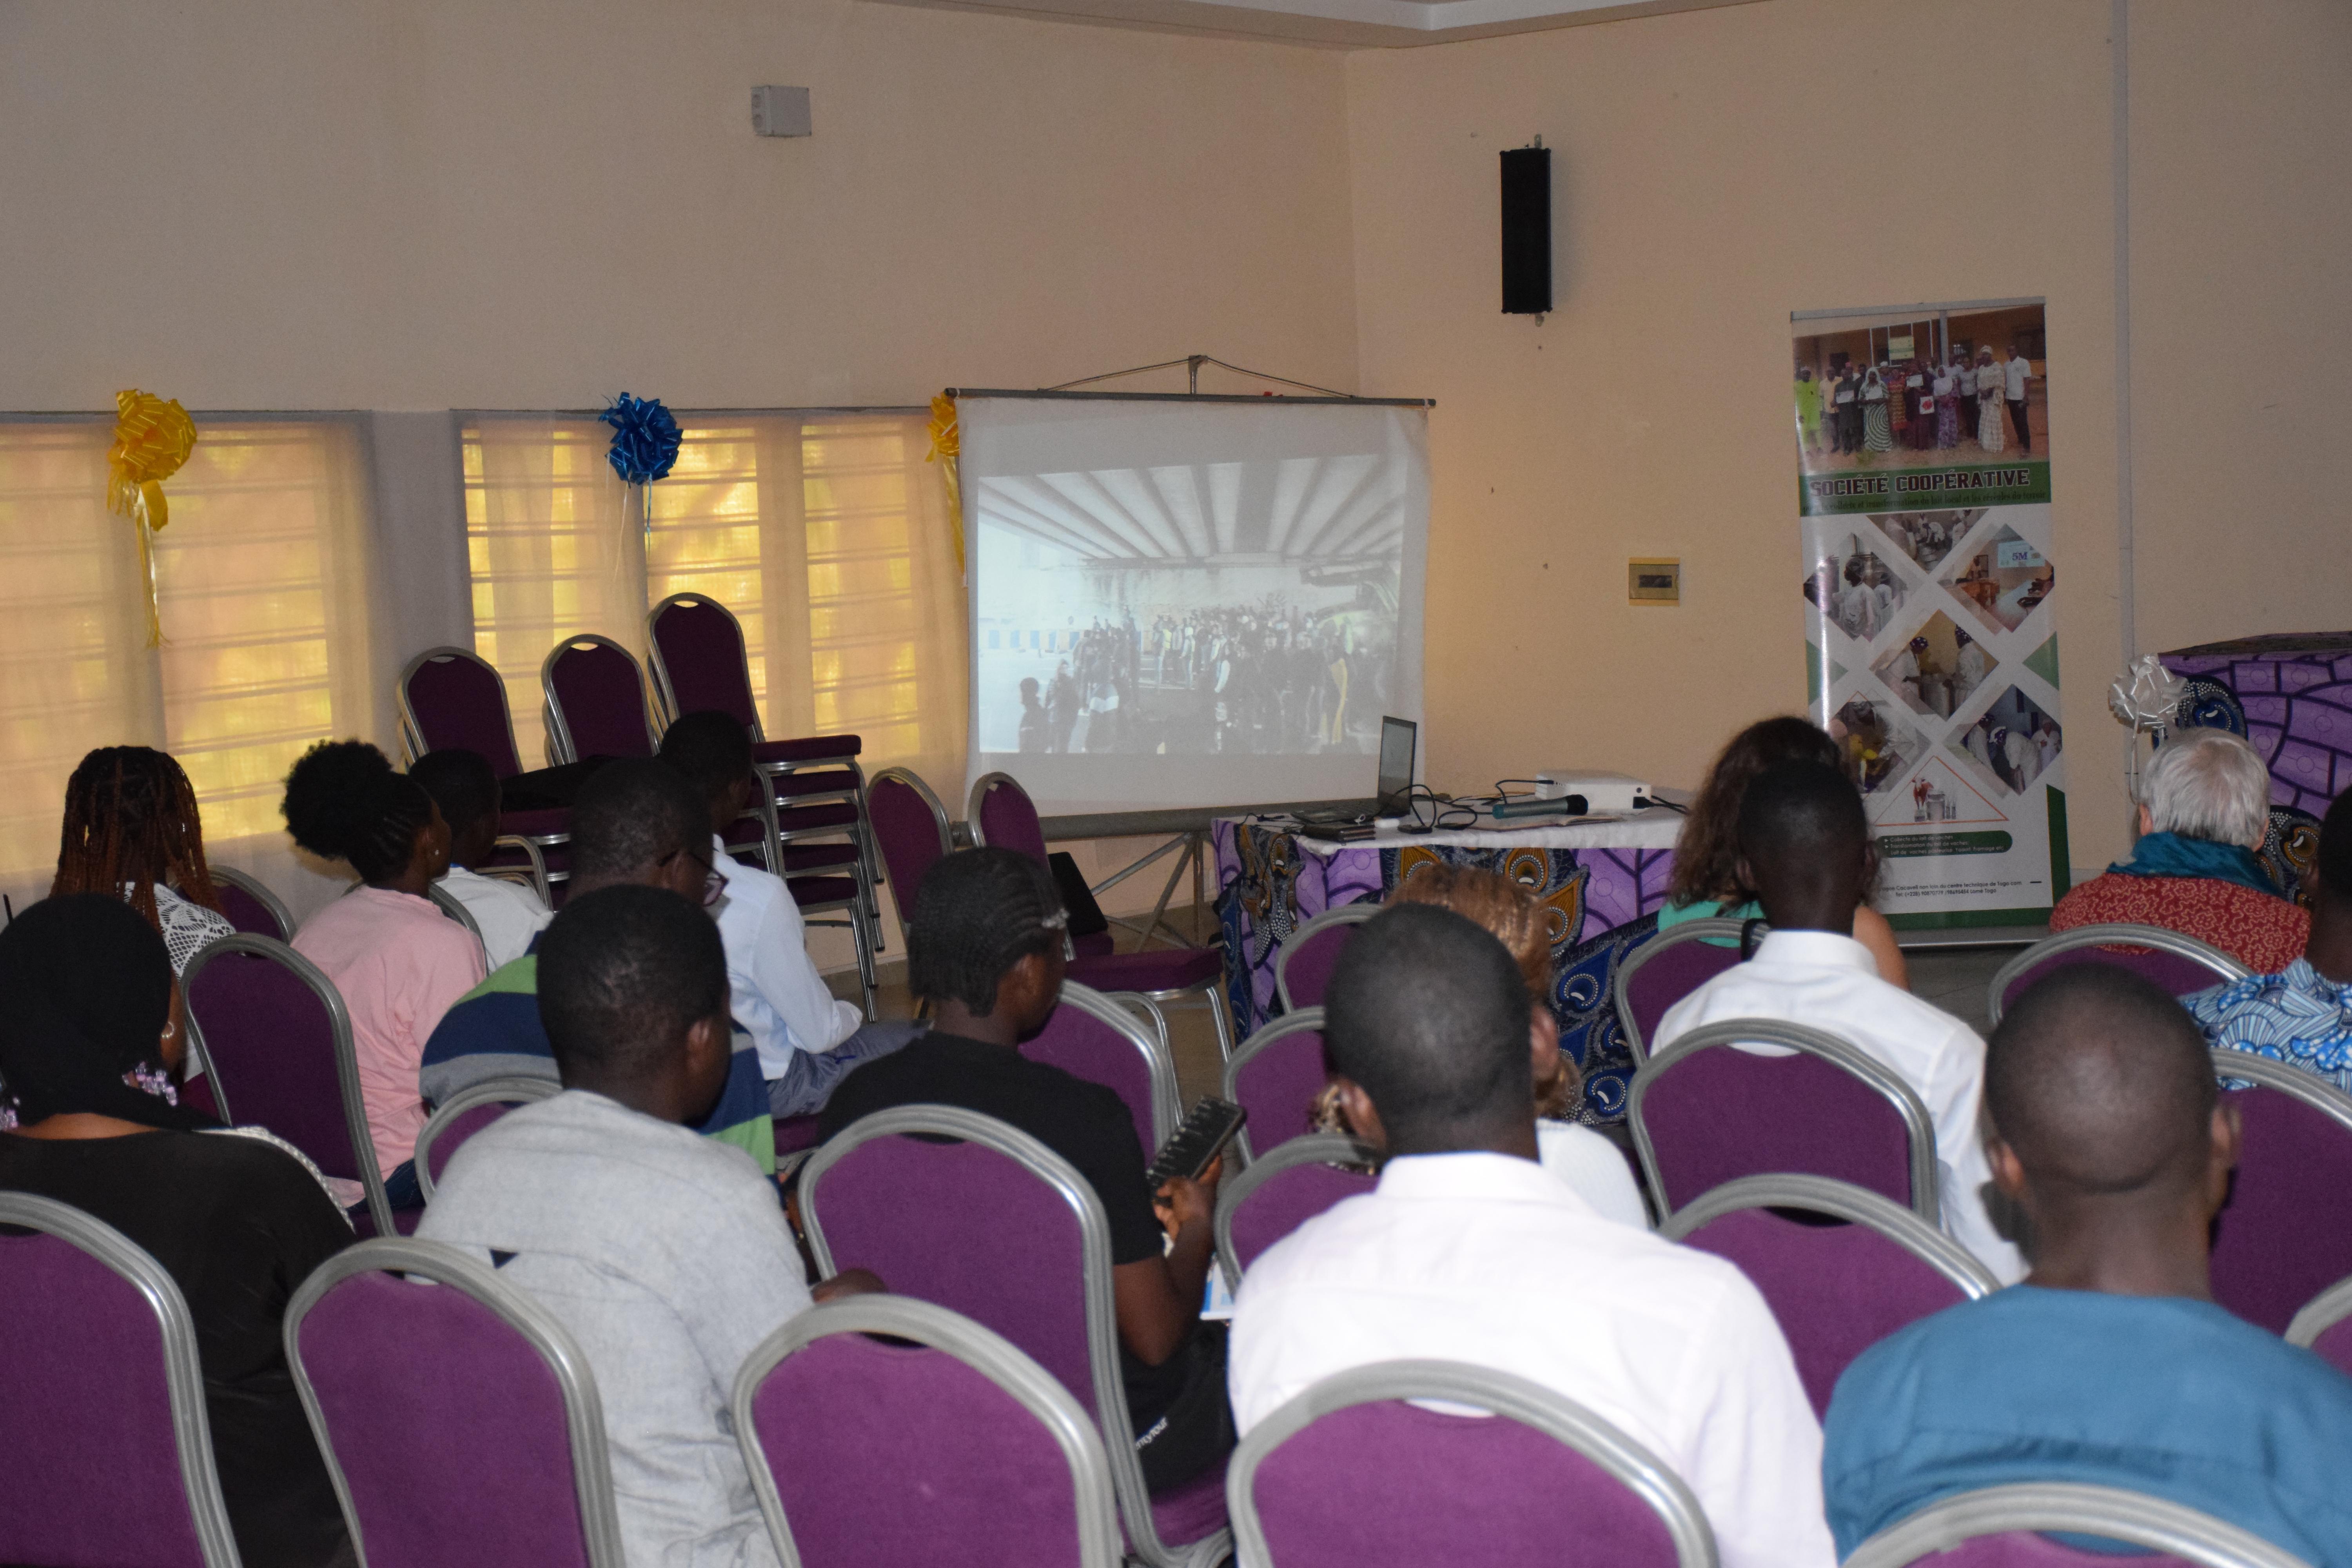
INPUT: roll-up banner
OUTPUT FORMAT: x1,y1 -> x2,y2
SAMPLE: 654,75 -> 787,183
1792,298 -> 2065,929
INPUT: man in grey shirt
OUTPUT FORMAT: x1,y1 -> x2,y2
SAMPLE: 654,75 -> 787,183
422,884 -> 877,1568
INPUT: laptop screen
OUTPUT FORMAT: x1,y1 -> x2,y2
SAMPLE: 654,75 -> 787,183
1376,716 -> 1417,812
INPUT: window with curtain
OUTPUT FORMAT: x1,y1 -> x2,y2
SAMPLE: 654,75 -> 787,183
0,416 -> 381,893
461,412 -> 966,783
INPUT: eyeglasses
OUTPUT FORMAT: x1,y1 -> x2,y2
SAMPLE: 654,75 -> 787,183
664,846 -> 727,907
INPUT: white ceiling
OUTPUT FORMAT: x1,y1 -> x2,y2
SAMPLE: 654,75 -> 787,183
864,0 -> 1759,49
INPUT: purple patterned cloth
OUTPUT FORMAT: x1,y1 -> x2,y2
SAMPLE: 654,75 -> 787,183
1212,821 -> 1676,1124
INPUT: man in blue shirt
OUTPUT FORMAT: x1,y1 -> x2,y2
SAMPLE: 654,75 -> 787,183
2190,786 -> 2352,1094
1824,963 -> 2352,1565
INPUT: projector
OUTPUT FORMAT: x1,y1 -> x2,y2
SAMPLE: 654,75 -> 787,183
1534,771 -> 1655,814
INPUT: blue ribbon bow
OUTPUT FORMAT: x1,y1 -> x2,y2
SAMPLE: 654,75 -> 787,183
601,393 -> 681,485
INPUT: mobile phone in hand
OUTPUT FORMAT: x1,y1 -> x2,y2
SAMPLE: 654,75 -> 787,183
1145,1097 -> 1247,1189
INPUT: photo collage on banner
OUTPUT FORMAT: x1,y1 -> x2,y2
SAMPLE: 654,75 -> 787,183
1792,298 -> 2065,927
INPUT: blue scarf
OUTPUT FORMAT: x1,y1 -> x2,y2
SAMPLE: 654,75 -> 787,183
2106,831 -> 2282,898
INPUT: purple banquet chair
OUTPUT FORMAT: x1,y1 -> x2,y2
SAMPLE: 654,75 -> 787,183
866,766 -> 955,943
2205,1051 -> 2352,1334
541,633 -> 658,764
1272,904 -> 1377,1013
286,1239 -> 625,1568
1223,1009 -> 1332,1162
181,934 -> 412,1238
802,1105 -> 1233,1568
412,1074 -> 561,1201
0,1193 -> 242,1568
1986,924 -> 2248,1028
1842,1483 -> 2313,1568
1022,980 -> 1183,1155
969,771 -> 1232,1058
209,864 -> 294,942
733,1294 -> 1125,1568
396,646 -> 575,898
1629,1017 -> 1942,1226
2286,1274 -> 2352,1376
1659,1174 -> 2000,1419
1213,1133 -> 1378,1288
1611,918 -> 1754,1065
1227,1360 -> 1718,1568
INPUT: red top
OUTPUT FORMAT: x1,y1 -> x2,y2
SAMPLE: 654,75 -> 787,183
2049,873 -> 2310,975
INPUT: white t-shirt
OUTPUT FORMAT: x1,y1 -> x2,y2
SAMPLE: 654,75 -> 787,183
1535,1119 -> 1650,1229
2004,355 -> 2032,400
434,866 -> 552,970
1653,929 -> 2024,1284
1230,1151 -> 1835,1568
711,835 -> 861,1079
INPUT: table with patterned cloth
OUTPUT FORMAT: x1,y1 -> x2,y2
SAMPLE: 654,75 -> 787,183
1212,813 -> 1682,1125
2161,633 -> 2352,903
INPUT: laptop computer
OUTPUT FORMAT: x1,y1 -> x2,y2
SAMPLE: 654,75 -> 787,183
1298,717 -> 1416,841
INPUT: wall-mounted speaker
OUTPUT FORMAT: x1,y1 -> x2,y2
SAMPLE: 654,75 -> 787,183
1500,144 -> 1552,317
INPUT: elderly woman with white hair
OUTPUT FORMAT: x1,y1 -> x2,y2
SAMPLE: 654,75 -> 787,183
2049,727 -> 2308,972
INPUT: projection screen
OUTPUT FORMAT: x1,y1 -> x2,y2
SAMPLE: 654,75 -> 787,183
961,393 -> 1429,816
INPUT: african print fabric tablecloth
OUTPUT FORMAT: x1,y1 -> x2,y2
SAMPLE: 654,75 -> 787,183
1212,816 -> 1680,1125
2161,633 -> 2352,903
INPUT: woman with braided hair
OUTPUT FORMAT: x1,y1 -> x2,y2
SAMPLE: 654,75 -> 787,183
284,740 -> 484,1212
819,847 -> 1237,1494
51,745 -> 237,973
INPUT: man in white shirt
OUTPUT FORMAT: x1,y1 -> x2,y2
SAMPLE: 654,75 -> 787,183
1952,627 -> 1991,705
411,747 -> 554,969
2004,343 -> 2035,453
1230,904 -> 1836,1568
1653,760 -> 2024,1283
659,713 -> 922,1120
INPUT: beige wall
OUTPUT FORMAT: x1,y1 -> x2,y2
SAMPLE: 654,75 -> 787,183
0,0 -> 1359,411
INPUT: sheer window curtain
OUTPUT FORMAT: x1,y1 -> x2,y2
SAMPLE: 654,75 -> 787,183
0,416 -> 385,916
463,412 -> 967,784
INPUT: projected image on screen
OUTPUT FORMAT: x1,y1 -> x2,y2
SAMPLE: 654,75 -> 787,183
963,397 -> 1428,813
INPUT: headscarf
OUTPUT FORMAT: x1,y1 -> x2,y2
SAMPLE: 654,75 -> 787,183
0,893 -> 218,1133
1909,636 -> 1929,652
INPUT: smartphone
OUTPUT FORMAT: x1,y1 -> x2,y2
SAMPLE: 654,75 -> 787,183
1145,1097 -> 1248,1189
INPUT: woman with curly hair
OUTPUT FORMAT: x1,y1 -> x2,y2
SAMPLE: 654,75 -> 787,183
1663,715 -> 1909,989
51,746 -> 236,973
284,740 -> 484,1212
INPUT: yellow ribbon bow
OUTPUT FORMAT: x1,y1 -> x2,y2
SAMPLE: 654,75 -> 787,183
925,392 -> 965,579
107,389 -> 198,646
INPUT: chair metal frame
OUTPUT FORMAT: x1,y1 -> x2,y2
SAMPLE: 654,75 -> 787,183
208,865 -> 294,944
539,632 -> 657,766
0,1192 -> 245,1568
1222,1007 -> 1330,1164
1610,918 -> 1755,1066
1987,923 -> 2249,1028
1272,904 -> 1379,1015
867,764 -> 955,948
965,771 -> 1036,853
801,1104 -> 1231,1568
284,1238 -> 627,1568
181,934 -> 397,1237
1212,1131 -> 1378,1292
1050,979 -> 1185,1151
1629,1016 -> 1943,1227
1226,1359 -> 1719,1568
2210,1047 -> 2352,1134
425,881 -> 488,957
2286,1272 -> 2352,1352
731,1293 -> 1126,1568
482,835 -> 552,904
395,644 -> 521,772
412,1074 -> 562,1201
1843,1482 -> 2314,1568
1657,1173 -> 2001,1296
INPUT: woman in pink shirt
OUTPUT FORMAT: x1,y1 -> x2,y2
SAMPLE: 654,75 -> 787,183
283,741 -> 485,1212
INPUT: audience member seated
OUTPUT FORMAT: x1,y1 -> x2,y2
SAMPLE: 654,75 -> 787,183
409,747 -> 552,969
51,744 -> 236,973
0,896 -> 353,1568
818,847 -> 1234,1493
2051,726 -> 2307,973
1661,716 -> 1909,988
659,711 -> 920,1120
420,886 -> 878,1568
1229,904 -> 1833,1568
1317,864 -> 1648,1227
420,760 -> 775,1172
2192,785 -> 2352,1093
284,741 -> 486,1212
1653,760 -> 2022,1282
1822,965 -> 2352,1564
